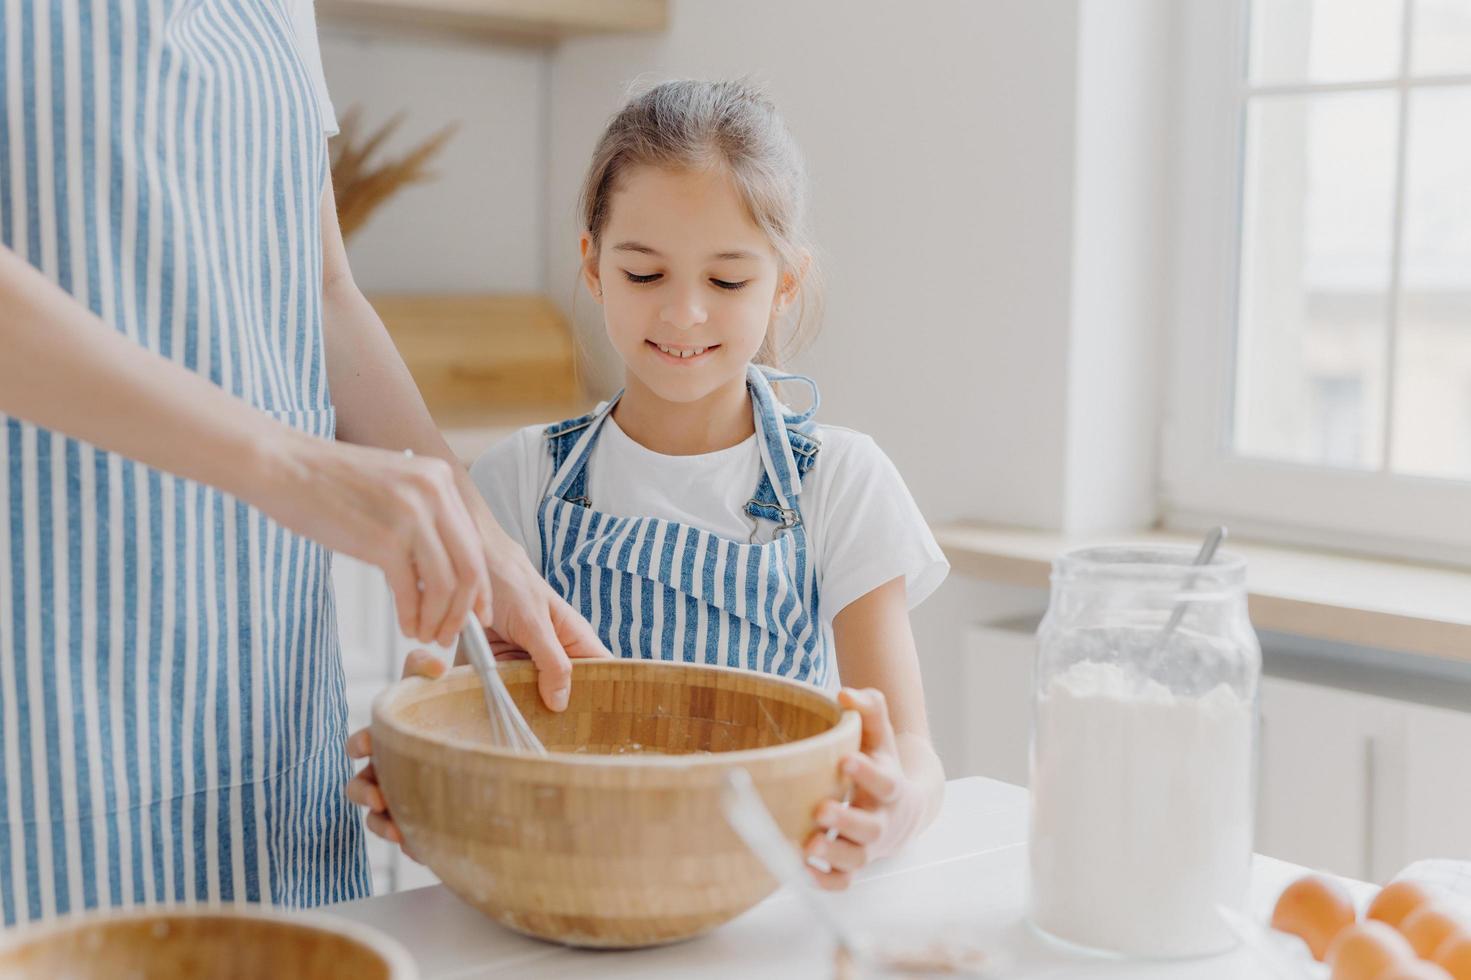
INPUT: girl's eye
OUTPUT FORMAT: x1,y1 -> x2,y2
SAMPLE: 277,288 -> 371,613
623,271 -> 662,284
711,278 -> 749,291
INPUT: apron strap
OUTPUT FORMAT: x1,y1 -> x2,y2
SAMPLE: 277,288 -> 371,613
746,365 -> 822,525
544,395 -> 621,504
759,367 -> 821,425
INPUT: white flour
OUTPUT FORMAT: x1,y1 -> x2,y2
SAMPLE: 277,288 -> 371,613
1028,660 -> 1254,958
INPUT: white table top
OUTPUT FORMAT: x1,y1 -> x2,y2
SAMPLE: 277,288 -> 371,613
329,777 -> 1359,978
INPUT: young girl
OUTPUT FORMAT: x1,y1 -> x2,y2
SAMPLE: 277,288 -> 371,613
354,79 -> 949,889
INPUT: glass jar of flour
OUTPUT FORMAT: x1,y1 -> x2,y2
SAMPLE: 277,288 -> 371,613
1027,545 -> 1260,959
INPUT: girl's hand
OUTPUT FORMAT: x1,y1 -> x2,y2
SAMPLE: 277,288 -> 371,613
255,434 -> 489,648
346,650 -> 446,858
803,688 -> 928,891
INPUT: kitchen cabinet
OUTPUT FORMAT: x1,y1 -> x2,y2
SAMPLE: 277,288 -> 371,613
961,620 -> 1036,788
1256,677 -> 1407,882
960,622 -> 1471,884
1258,677 -> 1471,882
1398,703 -> 1471,868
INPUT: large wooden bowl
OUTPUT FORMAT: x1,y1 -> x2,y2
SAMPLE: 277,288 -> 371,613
371,659 -> 860,948
0,904 -> 417,978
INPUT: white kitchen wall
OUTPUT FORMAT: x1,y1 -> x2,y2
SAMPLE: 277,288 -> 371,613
317,27 -> 548,293
544,0 -> 1082,530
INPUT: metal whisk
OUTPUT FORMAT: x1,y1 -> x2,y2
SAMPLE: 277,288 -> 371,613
460,619 -> 546,755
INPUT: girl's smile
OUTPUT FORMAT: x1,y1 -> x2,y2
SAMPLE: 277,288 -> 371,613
647,339 -> 722,363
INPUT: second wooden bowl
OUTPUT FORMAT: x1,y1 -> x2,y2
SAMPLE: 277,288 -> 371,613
0,904 -> 417,978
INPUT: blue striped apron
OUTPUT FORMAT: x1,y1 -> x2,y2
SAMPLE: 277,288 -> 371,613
0,0 -> 368,924
538,365 -> 832,688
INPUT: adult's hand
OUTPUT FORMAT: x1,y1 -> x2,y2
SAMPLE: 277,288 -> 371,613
473,515 -> 612,712
252,433 -> 490,647
313,177 -> 610,712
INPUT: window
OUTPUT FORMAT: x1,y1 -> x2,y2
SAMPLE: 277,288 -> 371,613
1164,0 -> 1471,565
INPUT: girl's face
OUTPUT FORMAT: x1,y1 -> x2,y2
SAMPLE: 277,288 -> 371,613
581,165 -> 797,406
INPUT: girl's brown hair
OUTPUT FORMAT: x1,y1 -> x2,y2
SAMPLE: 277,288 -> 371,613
577,79 -> 823,365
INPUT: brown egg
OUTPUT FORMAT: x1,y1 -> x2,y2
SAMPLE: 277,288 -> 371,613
1402,907 -> 1471,960
1273,874 -> 1359,961
1377,963 -> 1453,980
1434,933 -> 1471,980
1328,921 -> 1417,980
1371,882 -> 1441,930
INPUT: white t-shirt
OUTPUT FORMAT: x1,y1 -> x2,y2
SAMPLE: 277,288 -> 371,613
289,0 -> 339,136
470,410 -> 950,678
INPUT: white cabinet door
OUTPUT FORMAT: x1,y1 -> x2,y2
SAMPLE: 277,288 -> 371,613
961,623 -> 1036,786
1256,677 -> 1408,882
1400,703 -> 1471,866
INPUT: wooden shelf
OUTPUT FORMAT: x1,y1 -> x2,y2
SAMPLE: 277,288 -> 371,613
936,522 -> 1471,664
318,0 -> 668,44
372,292 -> 583,421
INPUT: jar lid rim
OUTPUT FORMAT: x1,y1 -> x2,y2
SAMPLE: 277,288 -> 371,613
1053,545 -> 1247,577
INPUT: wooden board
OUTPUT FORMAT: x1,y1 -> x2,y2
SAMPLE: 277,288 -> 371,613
319,0 -> 667,44
371,293 -> 582,421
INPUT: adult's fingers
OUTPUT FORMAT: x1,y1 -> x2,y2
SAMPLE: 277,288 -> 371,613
410,526 -> 455,645
434,575 -> 478,650
432,488 -> 490,646
382,557 -> 421,641
551,594 -> 612,660
401,648 -> 447,681
516,615 -> 574,713
518,594 -> 615,710
487,635 -> 525,657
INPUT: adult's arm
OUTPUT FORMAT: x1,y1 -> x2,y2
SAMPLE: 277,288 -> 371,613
316,182 -> 609,712
0,242 -> 490,643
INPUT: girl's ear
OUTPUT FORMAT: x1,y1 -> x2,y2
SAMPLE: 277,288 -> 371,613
772,248 -> 811,316
579,233 -> 604,303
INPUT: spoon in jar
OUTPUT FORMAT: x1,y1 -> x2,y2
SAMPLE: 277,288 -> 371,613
1144,525 -> 1227,665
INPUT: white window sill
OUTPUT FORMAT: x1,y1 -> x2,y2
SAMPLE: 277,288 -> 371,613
934,522 -> 1471,664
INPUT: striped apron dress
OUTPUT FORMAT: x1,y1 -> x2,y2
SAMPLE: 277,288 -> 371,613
0,0 -> 368,925
538,365 -> 833,689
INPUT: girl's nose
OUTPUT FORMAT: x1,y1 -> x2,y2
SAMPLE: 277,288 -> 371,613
660,289 -> 708,331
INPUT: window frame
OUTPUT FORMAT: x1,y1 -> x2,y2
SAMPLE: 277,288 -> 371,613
1162,0 -> 1471,568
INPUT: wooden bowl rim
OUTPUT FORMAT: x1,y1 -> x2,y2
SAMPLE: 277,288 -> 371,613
373,659 -> 861,768
0,903 -> 418,977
